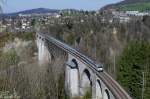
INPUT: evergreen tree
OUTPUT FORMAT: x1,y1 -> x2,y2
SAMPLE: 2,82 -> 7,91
117,41 -> 150,99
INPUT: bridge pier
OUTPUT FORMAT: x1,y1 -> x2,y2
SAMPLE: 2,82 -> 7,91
65,56 -> 79,98
91,74 -> 97,99
36,34 -> 51,65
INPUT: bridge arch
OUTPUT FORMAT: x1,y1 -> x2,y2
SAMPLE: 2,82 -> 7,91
71,59 -> 78,69
81,69 -> 92,96
103,89 -> 110,99
96,79 -> 103,99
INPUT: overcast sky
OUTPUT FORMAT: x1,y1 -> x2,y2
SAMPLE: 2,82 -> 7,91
2,0 -> 122,13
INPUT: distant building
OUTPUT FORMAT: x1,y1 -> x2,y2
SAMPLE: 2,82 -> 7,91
126,11 -> 139,15
19,13 -> 31,17
112,11 -> 130,23
22,23 -> 27,29
55,14 -> 61,18
126,11 -> 149,16
119,15 -> 130,23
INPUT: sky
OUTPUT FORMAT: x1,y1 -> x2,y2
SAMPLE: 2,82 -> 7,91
2,0 -> 122,13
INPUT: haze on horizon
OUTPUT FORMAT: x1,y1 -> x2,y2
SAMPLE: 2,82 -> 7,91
2,0 -> 122,13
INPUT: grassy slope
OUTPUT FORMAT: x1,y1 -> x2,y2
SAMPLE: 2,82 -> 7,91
118,2 -> 150,11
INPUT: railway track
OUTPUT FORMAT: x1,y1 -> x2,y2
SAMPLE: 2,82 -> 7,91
98,72 -> 131,99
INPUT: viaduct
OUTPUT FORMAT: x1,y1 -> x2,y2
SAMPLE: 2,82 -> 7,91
36,32 -> 132,99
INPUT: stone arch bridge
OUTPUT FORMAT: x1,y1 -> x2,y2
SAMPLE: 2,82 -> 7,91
36,33 -> 132,99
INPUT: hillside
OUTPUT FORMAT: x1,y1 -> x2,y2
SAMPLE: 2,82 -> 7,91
0,8 -> 59,17
116,0 -> 150,5
16,8 -> 59,14
118,2 -> 150,11
102,0 -> 150,11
